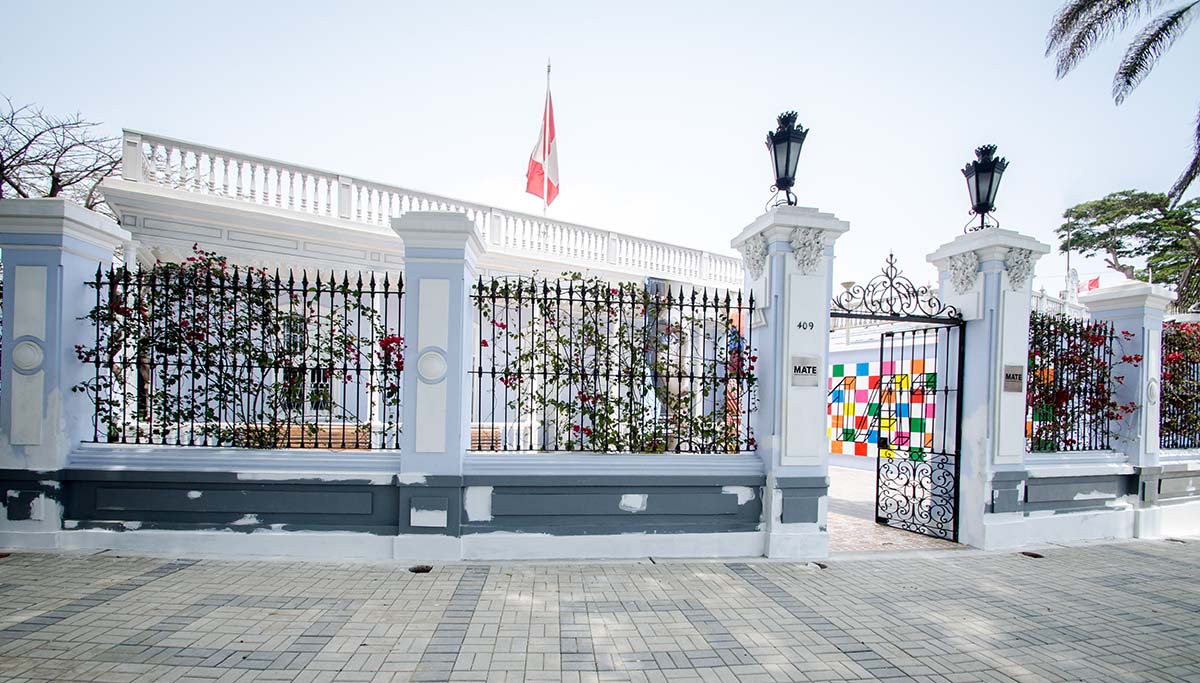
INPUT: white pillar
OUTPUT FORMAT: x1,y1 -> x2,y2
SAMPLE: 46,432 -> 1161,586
732,205 -> 849,559
927,228 -> 1049,548
0,199 -> 129,544
120,131 -> 144,182
1079,283 -> 1175,468
390,211 -> 484,559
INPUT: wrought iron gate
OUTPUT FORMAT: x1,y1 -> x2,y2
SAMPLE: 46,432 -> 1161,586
829,255 -> 964,541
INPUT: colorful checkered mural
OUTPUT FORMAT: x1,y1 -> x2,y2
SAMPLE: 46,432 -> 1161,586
827,360 -> 940,459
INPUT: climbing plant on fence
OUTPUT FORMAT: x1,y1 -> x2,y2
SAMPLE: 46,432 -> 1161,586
470,273 -> 757,453
1161,321 -> 1200,449
1026,312 -> 1139,452
73,246 -> 405,449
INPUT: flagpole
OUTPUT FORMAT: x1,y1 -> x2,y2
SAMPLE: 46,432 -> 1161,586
544,59 -> 550,217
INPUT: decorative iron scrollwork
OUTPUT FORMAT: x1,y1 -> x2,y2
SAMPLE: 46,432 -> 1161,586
831,253 -> 960,320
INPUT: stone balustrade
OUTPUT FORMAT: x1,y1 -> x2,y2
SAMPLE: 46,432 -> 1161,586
120,130 -> 743,287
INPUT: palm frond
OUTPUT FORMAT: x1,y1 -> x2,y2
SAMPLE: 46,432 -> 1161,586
1168,105 -> 1200,206
1113,1 -> 1199,103
1048,0 -> 1163,78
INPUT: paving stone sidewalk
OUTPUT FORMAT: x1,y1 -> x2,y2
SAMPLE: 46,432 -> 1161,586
0,537 -> 1197,682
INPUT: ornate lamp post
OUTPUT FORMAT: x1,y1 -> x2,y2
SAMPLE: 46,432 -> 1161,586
962,144 -> 1008,232
767,111 -> 809,206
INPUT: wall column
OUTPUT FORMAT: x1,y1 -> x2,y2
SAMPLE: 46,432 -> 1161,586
1079,283 -> 1175,468
390,211 -> 484,559
0,200 -> 129,547
1080,283 -> 1185,538
927,228 -> 1049,549
732,205 -> 849,559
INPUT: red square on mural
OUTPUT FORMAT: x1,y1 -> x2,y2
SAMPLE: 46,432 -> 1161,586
854,442 -> 868,456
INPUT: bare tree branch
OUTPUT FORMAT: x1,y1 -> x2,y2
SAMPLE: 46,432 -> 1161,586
0,95 -> 120,219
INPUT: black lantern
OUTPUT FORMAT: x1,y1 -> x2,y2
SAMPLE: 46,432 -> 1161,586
766,111 -> 808,206
962,144 -> 1008,232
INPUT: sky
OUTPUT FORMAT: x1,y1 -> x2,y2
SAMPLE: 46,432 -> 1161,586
6,1 -> 1199,293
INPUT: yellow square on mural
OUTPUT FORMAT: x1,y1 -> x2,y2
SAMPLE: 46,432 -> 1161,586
896,375 -> 910,390
880,447 -> 895,459
879,417 -> 896,431
844,403 -> 855,417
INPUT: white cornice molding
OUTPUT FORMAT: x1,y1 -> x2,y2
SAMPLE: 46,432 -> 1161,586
926,227 -> 1050,268
1079,281 -> 1177,312
730,205 -> 850,251
0,198 -> 130,250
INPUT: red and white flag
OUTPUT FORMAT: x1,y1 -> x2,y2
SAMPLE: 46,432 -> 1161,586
525,72 -> 559,207
1078,277 -> 1100,292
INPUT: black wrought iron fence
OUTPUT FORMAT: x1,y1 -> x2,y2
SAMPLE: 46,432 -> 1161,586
76,247 -> 404,449
469,273 -> 757,453
1026,312 -> 1122,452
1161,321 -> 1200,449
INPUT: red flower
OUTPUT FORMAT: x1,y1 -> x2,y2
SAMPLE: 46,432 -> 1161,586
480,339 -> 489,347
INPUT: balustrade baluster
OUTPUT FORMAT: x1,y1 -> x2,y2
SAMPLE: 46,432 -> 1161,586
206,154 -> 215,193
274,168 -> 282,207
222,158 -> 231,196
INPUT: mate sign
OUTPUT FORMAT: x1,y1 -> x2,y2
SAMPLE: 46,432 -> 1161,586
791,356 -> 820,387
1003,364 -> 1024,393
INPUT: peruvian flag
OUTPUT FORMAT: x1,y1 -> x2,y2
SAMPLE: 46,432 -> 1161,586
525,88 -> 559,206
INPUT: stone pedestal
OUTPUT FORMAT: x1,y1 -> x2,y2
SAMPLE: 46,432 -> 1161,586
732,205 -> 849,559
0,200 -> 129,546
390,211 -> 485,559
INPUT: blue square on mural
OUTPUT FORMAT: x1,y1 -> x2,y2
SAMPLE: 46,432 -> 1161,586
898,403 -> 910,418
856,362 -> 869,375
831,390 -> 843,403
868,429 -> 878,443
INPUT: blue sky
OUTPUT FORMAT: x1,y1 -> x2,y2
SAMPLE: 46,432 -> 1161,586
7,1 -> 1198,292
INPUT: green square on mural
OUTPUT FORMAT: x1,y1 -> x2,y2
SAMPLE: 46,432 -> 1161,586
842,428 -> 856,441
909,418 -> 924,431
924,373 -> 937,388
867,403 -> 879,416
833,365 -> 845,377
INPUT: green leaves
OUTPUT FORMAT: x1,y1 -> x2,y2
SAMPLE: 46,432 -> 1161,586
1046,0 -> 1198,200
1057,190 -> 1200,308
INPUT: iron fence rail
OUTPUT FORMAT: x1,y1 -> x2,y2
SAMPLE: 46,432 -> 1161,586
80,256 -> 404,449
469,275 -> 756,453
1025,312 -> 1116,452
1161,321 -> 1200,449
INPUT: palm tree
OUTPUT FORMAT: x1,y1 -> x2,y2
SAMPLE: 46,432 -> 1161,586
1047,0 -> 1200,205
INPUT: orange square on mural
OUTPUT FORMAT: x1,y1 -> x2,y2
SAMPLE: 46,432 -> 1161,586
912,359 -> 925,373
831,416 -> 843,429
844,376 -> 856,389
